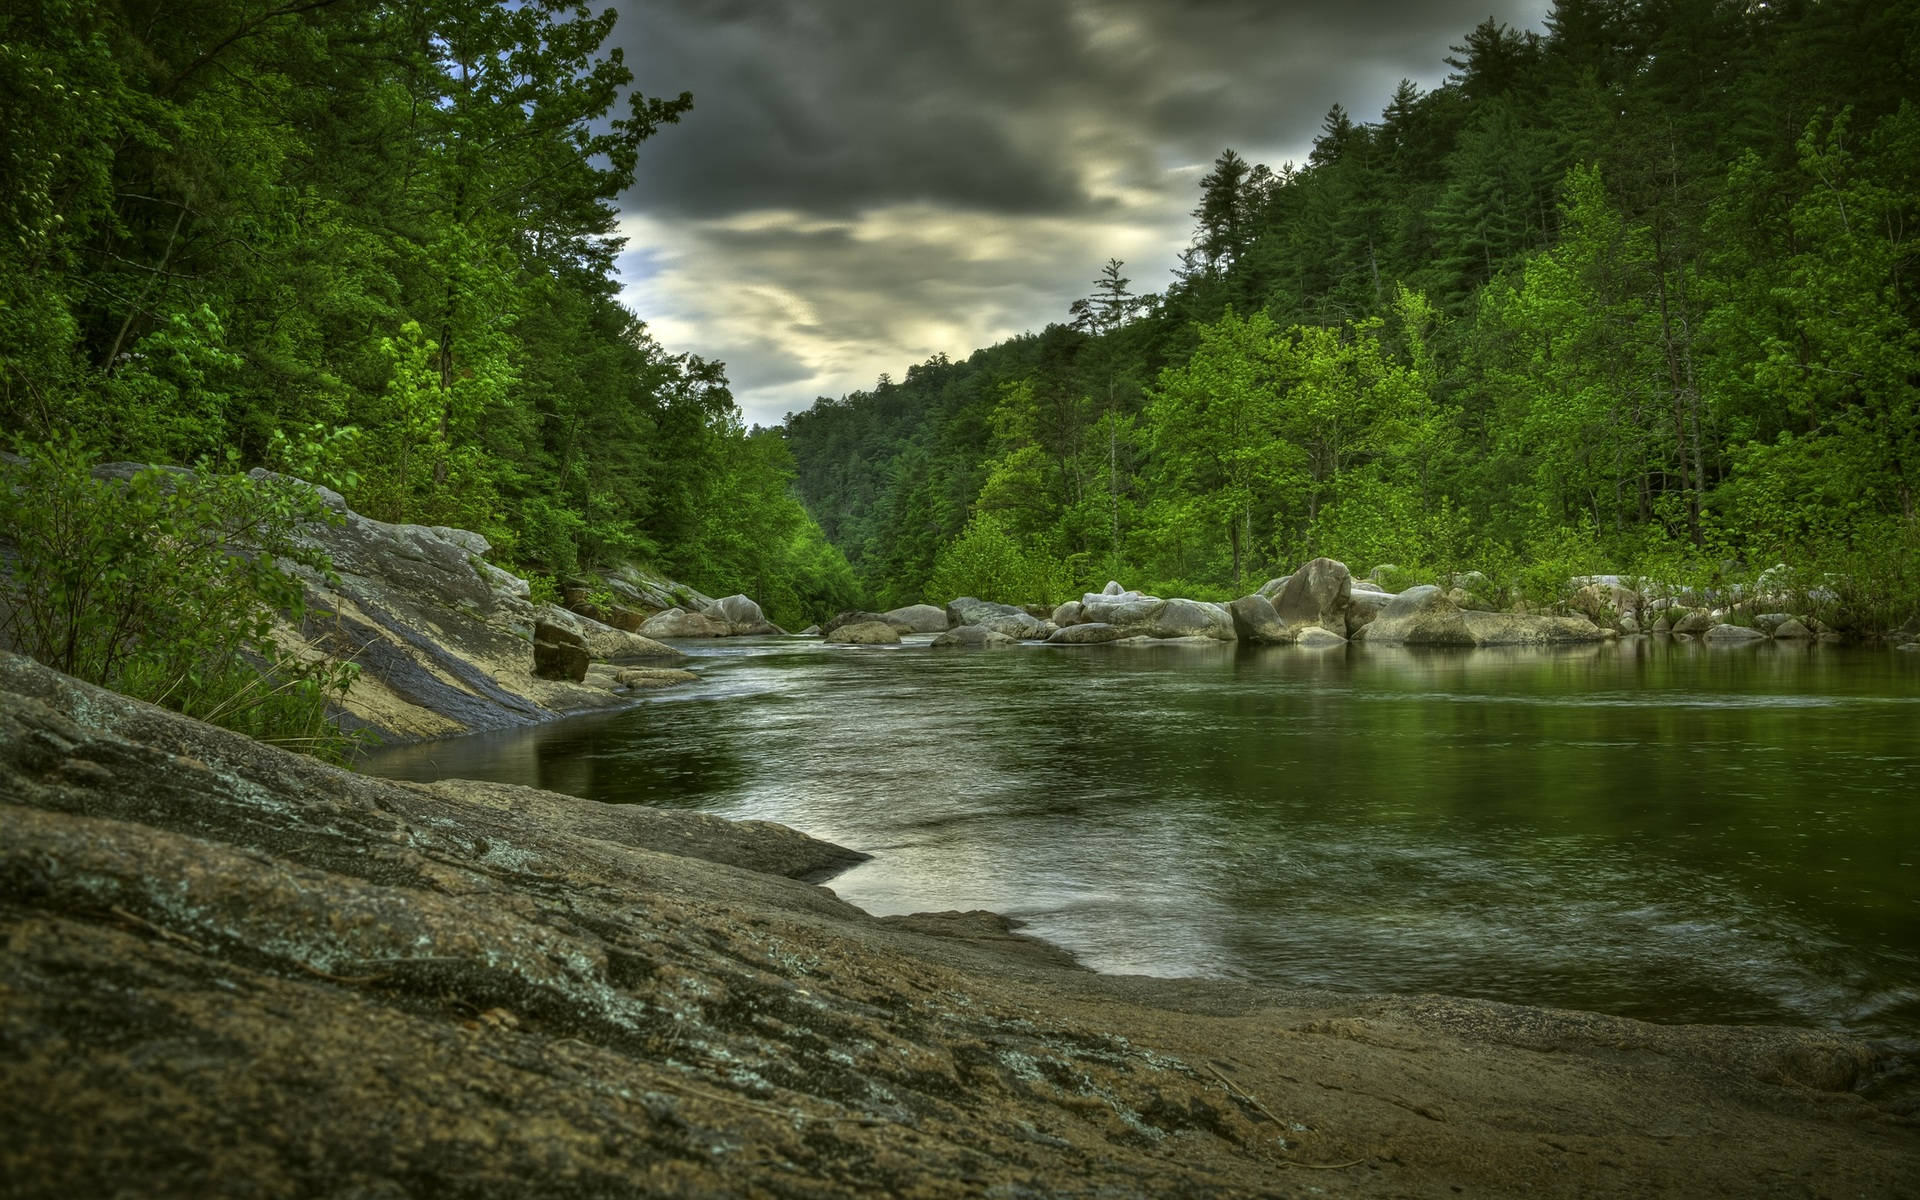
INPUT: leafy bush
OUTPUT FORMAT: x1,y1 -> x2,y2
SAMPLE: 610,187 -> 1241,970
0,437 -> 361,760
927,511 -> 1070,605
1802,518 -> 1920,637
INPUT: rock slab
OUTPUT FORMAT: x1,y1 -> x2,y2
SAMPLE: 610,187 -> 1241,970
2,652 -> 1915,1199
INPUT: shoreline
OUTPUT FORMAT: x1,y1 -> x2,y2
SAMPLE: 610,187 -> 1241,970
4,649 -> 1915,1196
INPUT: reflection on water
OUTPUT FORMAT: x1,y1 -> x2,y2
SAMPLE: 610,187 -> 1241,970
362,636 -> 1920,1038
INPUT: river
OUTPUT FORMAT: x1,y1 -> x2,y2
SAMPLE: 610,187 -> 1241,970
361,636 -> 1920,1043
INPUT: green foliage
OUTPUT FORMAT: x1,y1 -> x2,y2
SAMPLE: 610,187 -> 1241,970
0,0 -> 852,664
782,2 -> 1917,633
927,512 -> 1070,607
0,437 -> 360,760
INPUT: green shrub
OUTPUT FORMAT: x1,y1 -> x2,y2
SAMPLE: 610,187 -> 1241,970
927,511 -> 1070,605
0,437 -> 361,761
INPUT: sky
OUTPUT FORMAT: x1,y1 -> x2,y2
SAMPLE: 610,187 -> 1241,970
607,0 -> 1553,429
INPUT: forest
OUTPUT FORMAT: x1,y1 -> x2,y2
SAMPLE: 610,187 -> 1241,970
0,0 -> 861,629
782,0 -> 1920,632
4,0 -> 1917,652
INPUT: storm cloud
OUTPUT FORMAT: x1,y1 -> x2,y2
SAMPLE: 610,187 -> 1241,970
609,0 -> 1552,426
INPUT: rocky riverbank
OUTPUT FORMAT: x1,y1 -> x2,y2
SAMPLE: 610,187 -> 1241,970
242,473 -> 797,745
2,650 -> 1914,1197
850,555 -> 1916,653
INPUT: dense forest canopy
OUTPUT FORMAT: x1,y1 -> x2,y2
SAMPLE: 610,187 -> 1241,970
0,0 -> 860,627
782,0 -> 1919,630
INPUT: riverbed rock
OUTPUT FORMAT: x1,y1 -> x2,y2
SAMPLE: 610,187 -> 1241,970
1045,621 -> 1127,644
1294,625 -> 1349,648
881,603 -> 949,634
1148,598 -> 1235,640
611,667 -> 700,690
1101,579 -> 1125,595
1078,590 -> 1164,626
1256,575 -> 1291,600
1705,623 -> 1768,643
1358,588 -> 1603,647
944,597 -> 1047,639
1619,615 -> 1642,635
824,620 -> 901,645
4,652 -> 1915,1198
1272,557 -> 1352,635
1227,594 -> 1291,644
1346,587 -> 1394,637
709,593 -> 783,636
931,625 -> 1018,649
1074,592 -> 1234,641
1463,610 -> 1608,645
638,606 -> 731,639
236,472 -> 630,743
1357,585 -> 1474,645
822,610 -> 891,637
532,619 -> 590,682
1671,608 -> 1716,636
1773,618 -> 1814,639
533,604 -> 685,662
1051,600 -> 1086,627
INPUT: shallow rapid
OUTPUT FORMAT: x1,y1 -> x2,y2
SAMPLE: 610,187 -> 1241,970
362,637 -> 1920,1041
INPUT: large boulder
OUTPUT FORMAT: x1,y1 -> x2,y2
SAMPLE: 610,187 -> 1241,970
236,471 -> 626,743
638,607 -> 730,639
1227,595 -> 1290,644
1271,558 -> 1352,635
1050,600 -> 1086,628
604,566 -> 713,616
824,621 -> 900,645
1078,591 -> 1164,627
1046,622 -> 1127,645
821,610 -> 891,637
1705,623 -> 1767,644
1670,609 -> 1716,636
1460,611 -> 1608,645
1345,588 -> 1395,637
1294,626 -> 1349,648
1074,592 -> 1234,641
611,667 -> 700,690
931,625 -> 1019,649
532,619 -> 589,682
533,604 -> 684,662
1148,598 -> 1235,641
881,604 -> 949,634
1355,585 -> 1476,646
1359,588 -> 1607,647
1773,618 -> 1814,640
944,598 -> 1047,640
1255,575 -> 1291,600
709,594 -> 783,636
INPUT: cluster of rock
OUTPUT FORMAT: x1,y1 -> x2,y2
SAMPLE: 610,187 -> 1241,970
827,554 -> 1903,654
247,474 -> 796,743
561,567 -> 785,640
808,605 -> 949,644
1561,572 -> 1855,644
876,557 -> 1615,652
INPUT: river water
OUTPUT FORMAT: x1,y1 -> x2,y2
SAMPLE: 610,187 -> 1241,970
361,636 -> 1920,1042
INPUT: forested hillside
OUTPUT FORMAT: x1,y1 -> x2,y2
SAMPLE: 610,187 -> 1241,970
783,0 -> 1919,629
0,0 -> 858,626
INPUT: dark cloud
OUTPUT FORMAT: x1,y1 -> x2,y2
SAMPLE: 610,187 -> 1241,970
607,0 -> 1553,425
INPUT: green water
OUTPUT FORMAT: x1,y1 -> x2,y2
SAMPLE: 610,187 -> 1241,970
362,637 -> 1920,1042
